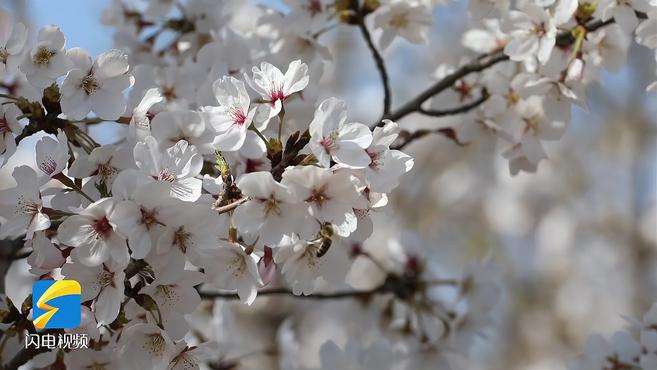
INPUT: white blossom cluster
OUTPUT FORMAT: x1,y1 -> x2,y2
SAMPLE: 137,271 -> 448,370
454,0 -> 657,174
569,301 -> 657,369
0,0 -> 654,369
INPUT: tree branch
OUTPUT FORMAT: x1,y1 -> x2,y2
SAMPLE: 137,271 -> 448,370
392,127 -> 466,150
358,20 -> 392,116
418,88 -> 489,117
377,52 -> 508,126
376,13 -> 642,128
199,284 -> 389,300
213,197 -> 248,214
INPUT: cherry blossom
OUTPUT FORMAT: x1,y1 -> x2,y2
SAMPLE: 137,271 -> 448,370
245,60 -> 309,118
60,48 -> 133,120
0,166 -> 50,239
201,76 -> 256,151
20,25 -> 72,88
373,0 -> 433,50
57,198 -> 129,267
308,97 -> 373,169
0,8 -> 27,76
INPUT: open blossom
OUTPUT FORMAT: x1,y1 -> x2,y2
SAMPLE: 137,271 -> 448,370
206,241 -> 262,305
201,76 -> 256,151
246,60 -> 309,118
140,262 -> 204,340
35,129 -> 69,177
0,166 -> 49,239
503,3 -> 558,64
233,171 -> 312,245
309,97 -> 373,169
133,136 -> 203,202
282,166 -> 362,237
599,0 -> 653,33
57,198 -> 129,267
275,235 -> 351,295
373,0 -> 433,50
0,104 -> 20,157
27,231 -> 65,274
61,259 -> 125,325
362,120 -> 414,193
0,8 -> 27,75
152,203 -> 219,270
112,182 -> 170,259
118,323 -> 175,370
20,25 -> 72,88
150,109 -> 213,153
60,48 -> 133,120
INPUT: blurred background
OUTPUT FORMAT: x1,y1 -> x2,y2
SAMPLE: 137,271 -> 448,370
1,0 -> 656,369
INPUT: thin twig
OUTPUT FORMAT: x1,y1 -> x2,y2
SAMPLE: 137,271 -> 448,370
358,20 -> 392,116
213,197 -> 248,214
418,88 -> 489,117
377,14 -> 636,128
199,285 -> 388,300
378,52 -> 508,126
392,127 -> 466,150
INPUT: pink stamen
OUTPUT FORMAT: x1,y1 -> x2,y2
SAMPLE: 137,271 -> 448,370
229,108 -> 247,126
39,157 -> 58,175
93,217 -> 113,238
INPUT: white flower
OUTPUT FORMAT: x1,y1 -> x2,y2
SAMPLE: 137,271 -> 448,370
373,1 -> 433,50
308,97 -> 373,169
275,235 -> 351,295
0,103 -> 21,157
468,0 -> 510,19
245,60 -> 309,119
167,341 -> 218,370
127,88 -> 163,145
64,348 -> 119,370
20,25 -> 72,88
233,171 -> 312,246
140,265 -> 204,340
0,8 -> 27,76
201,76 -> 256,151
362,120 -> 414,193
61,259 -> 125,325
503,3 -> 558,64
636,11 -> 657,49
112,182 -> 171,259
282,166 -> 361,237
599,0 -> 653,33
35,129 -> 69,178
57,198 -> 129,267
133,136 -> 203,202
60,48 -> 133,120
462,19 -> 509,54
68,144 -> 126,188
206,241 -> 262,305
27,231 -> 65,274
153,202 -> 219,269
150,109 -> 213,153
118,323 -> 175,370
0,166 -> 50,239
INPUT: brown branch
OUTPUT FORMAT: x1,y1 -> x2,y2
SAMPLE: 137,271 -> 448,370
199,284 -> 390,300
213,197 -> 248,214
377,51 -> 508,126
358,19 -> 392,116
392,127 -> 466,150
418,88 -> 489,117
376,14 -> 639,128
